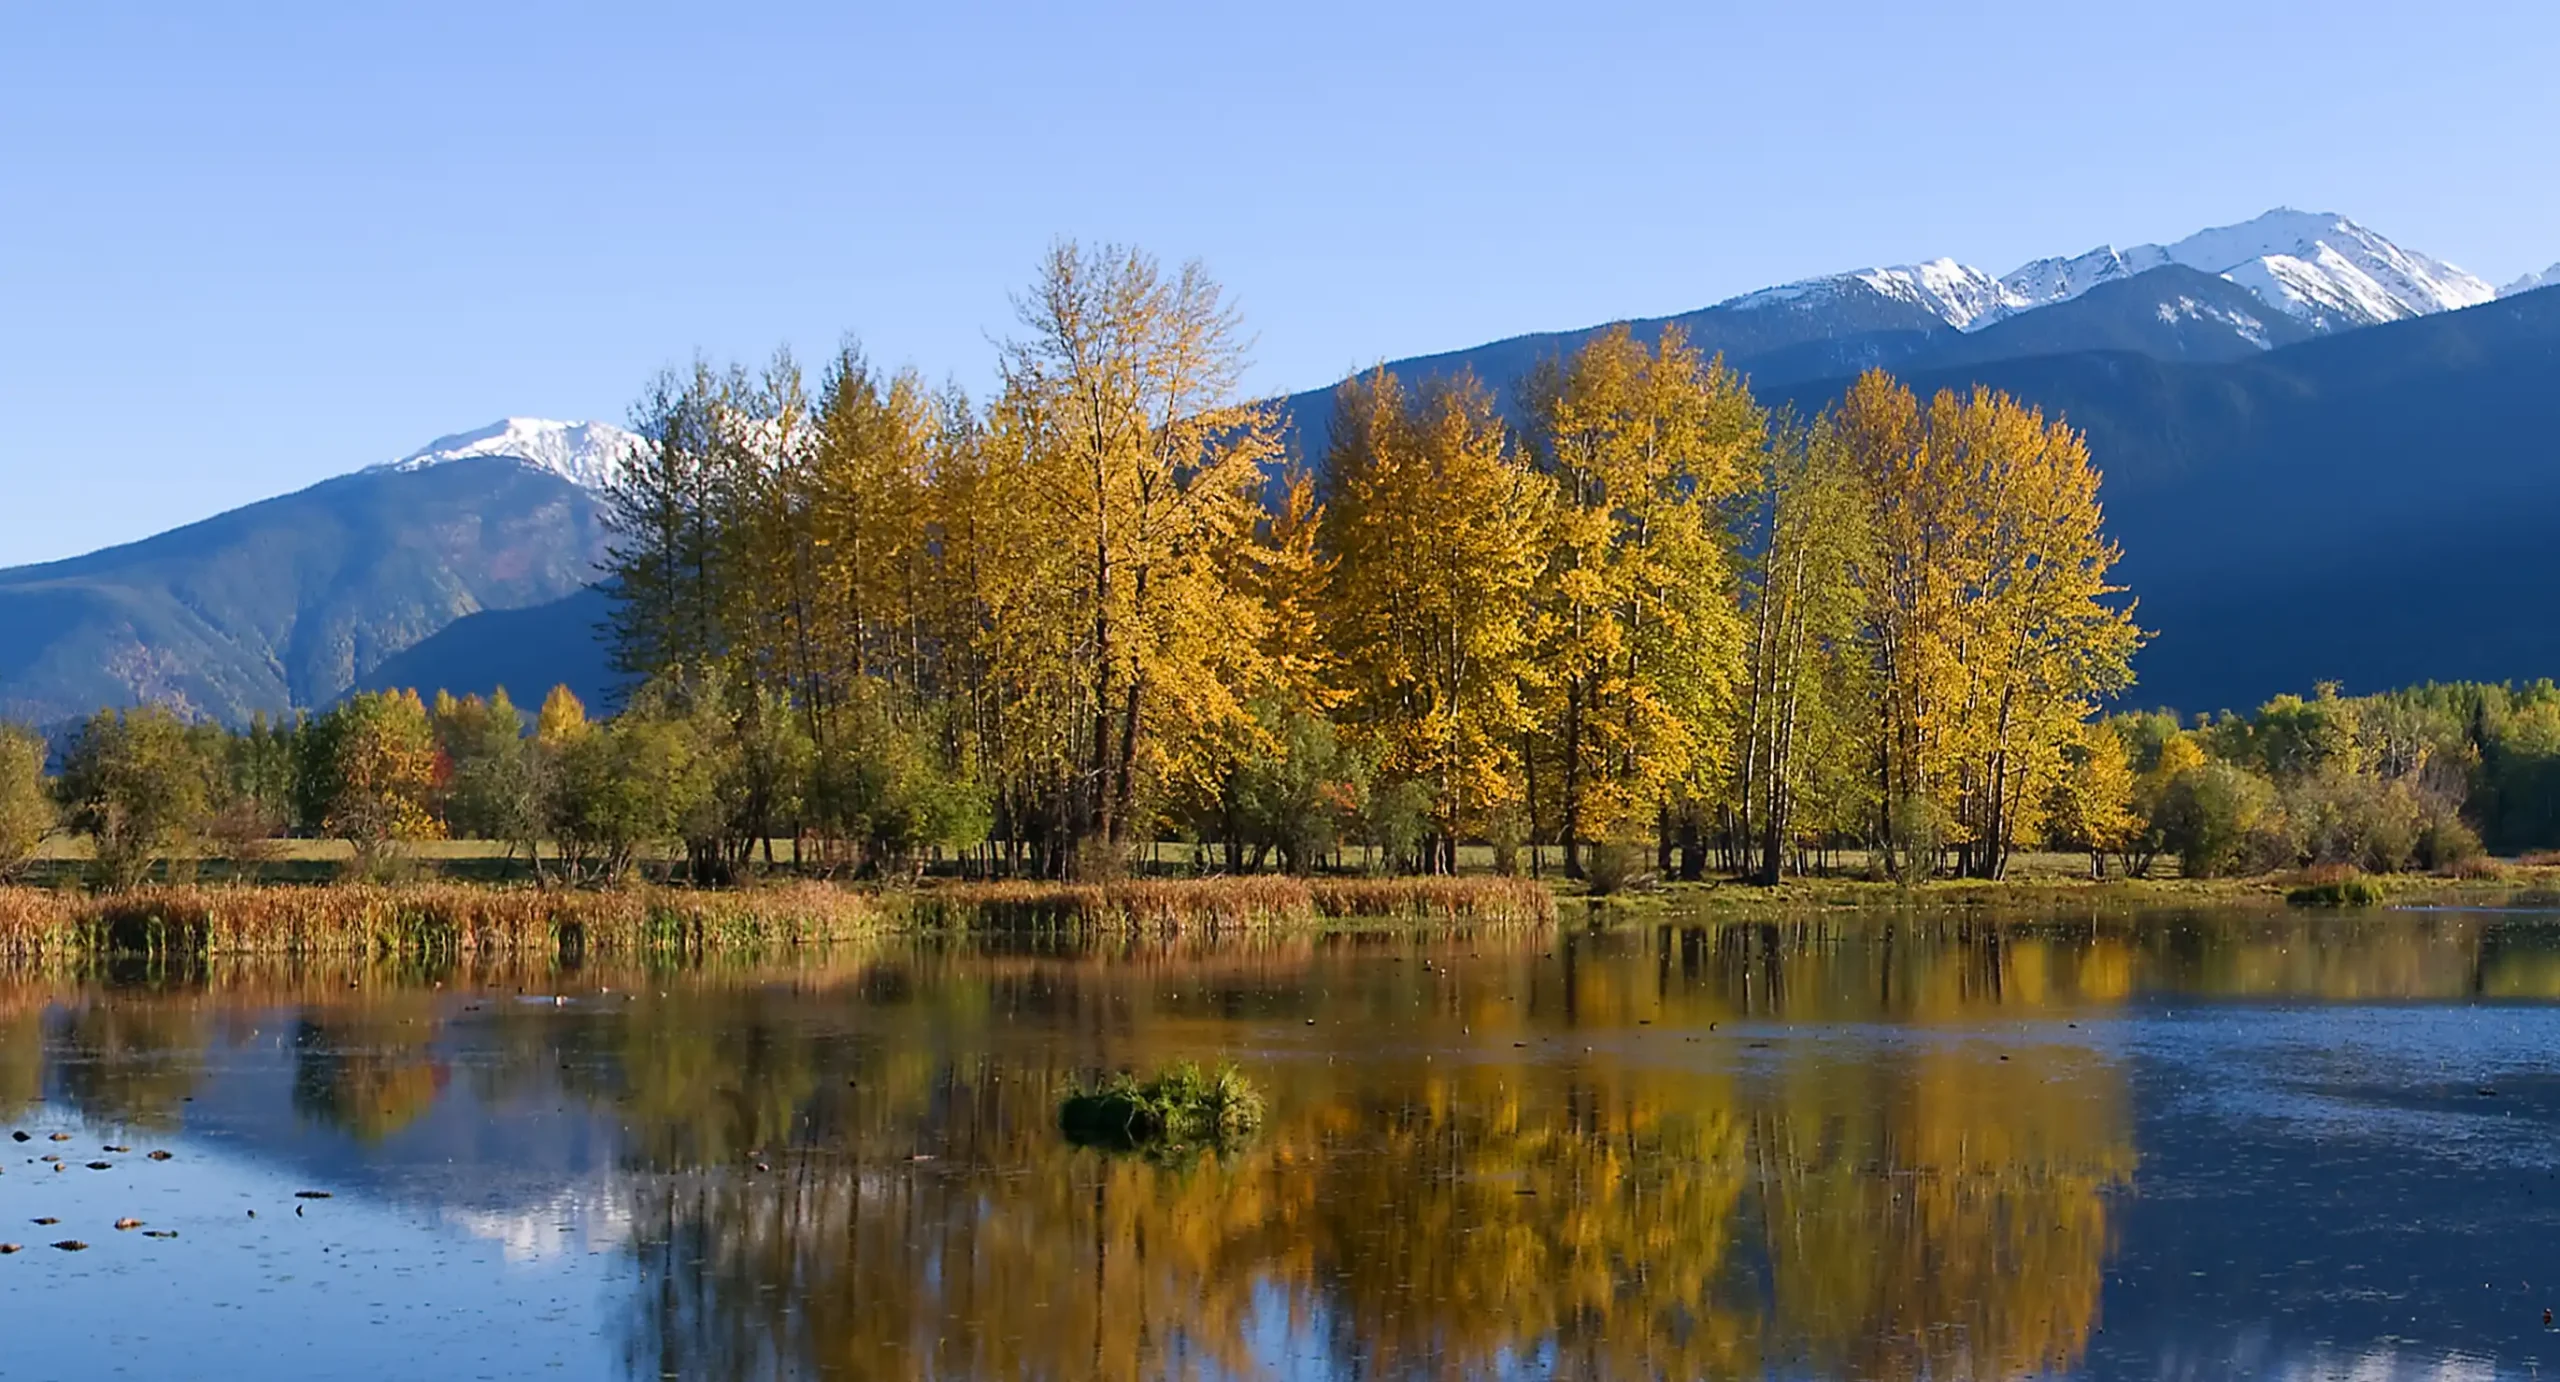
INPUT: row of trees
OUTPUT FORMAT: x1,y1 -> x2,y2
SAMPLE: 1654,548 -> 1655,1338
2072,681 -> 2560,878
0,681 -> 984,888
11,674 -> 2550,888
14,247 -> 2560,887
593,242 -> 2140,882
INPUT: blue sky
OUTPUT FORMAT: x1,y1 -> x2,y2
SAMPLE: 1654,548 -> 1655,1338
5,1 -> 2557,565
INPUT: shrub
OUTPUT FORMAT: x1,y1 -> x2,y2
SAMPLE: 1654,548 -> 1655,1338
1060,1061 -> 1263,1151
2158,763 -> 2288,878
1582,842 -> 1655,897
1888,795 -> 1947,885
2415,812 -> 2486,874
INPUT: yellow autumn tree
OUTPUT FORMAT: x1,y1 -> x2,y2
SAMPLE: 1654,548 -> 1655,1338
1321,368 -> 1547,872
1838,372 -> 2140,878
2047,720 -> 2138,875
980,242 -> 1283,871
307,688 -> 444,879
1524,324 -> 1761,876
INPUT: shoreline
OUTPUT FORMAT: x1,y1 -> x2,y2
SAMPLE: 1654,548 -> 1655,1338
4,866 -> 2555,962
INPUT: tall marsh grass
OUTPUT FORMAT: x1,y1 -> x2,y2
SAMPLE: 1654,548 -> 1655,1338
0,874 -> 1553,958
0,883 -> 887,960
905,875 -> 1554,934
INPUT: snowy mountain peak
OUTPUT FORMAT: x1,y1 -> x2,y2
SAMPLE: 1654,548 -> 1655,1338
2502,264 -> 2560,299
1723,258 -> 2026,331
1846,259 -> 2020,331
2017,209 -> 2494,330
2152,208 -> 2493,328
1723,209 -> 2497,342
376,418 -> 639,491
1999,244 -> 2170,310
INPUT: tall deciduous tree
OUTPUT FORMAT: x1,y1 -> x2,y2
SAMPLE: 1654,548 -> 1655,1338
1729,413 -> 1874,883
983,242 -> 1282,871
1838,372 -> 2139,878
1320,369 -> 1546,872
1523,325 -> 1760,875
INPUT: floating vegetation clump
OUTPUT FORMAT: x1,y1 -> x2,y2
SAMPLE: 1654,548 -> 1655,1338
2286,876 -> 2388,908
1059,1061 -> 1264,1152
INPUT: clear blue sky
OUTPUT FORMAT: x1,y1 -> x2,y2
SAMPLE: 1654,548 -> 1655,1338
6,1 -> 2556,565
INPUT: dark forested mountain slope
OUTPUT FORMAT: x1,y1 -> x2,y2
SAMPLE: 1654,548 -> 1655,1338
1278,265 -> 2313,465
352,583 -> 617,714
0,457 -> 609,725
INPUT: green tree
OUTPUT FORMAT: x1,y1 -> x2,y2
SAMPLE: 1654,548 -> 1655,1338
58,706 -> 214,890
806,679 -> 986,879
606,361 -> 737,684
0,723 -> 55,880
433,690 -> 539,867
1729,412 -> 1874,883
551,692 -> 719,884
1230,703 -> 1368,875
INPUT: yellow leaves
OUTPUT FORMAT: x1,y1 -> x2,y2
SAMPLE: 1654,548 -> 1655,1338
1319,370 -> 1546,837
535,684 -> 589,747
1529,326 -> 1761,849
316,690 -> 444,848
1841,372 -> 2143,873
976,242 -> 1289,843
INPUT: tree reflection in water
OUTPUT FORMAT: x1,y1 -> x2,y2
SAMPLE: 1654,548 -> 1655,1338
611,924 -> 2146,1381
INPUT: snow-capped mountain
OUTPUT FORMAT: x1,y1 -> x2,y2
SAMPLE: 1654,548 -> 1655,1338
2502,264 -> 2560,298
2147,210 -> 2494,328
376,417 -> 639,492
1723,209 -> 2498,338
1997,244 -> 2171,311
1725,258 -> 2018,331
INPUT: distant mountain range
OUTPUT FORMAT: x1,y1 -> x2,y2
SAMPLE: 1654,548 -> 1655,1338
1,209 -> 2552,725
0,422 -> 633,725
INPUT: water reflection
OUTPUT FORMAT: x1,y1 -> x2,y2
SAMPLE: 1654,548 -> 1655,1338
7,908 -> 2560,1379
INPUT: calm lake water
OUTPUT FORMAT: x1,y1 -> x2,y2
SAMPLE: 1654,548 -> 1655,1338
6,905 -> 2560,1380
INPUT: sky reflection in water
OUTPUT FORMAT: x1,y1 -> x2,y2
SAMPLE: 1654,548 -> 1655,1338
3,907 -> 2558,1380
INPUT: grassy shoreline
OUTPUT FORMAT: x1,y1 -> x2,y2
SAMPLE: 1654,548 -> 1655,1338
4,864 -> 2553,961
0,875 -> 1558,960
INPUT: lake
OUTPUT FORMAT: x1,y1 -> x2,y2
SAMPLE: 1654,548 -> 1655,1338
5,904 -> 2559,1380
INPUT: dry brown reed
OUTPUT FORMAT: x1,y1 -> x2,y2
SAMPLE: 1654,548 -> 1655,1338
906,874 -> 1554,935
0,882 -> 887,960
0,874 -> 1554,959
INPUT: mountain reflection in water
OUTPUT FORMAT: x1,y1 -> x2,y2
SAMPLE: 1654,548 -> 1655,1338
6,908 -> 2560,1380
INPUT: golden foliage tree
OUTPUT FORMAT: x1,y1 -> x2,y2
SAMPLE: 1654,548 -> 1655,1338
983,242 -> 1285,868
1838,373 -> 2140,878
1522,325 -> 1761,876
1319,369 -> 1547,872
